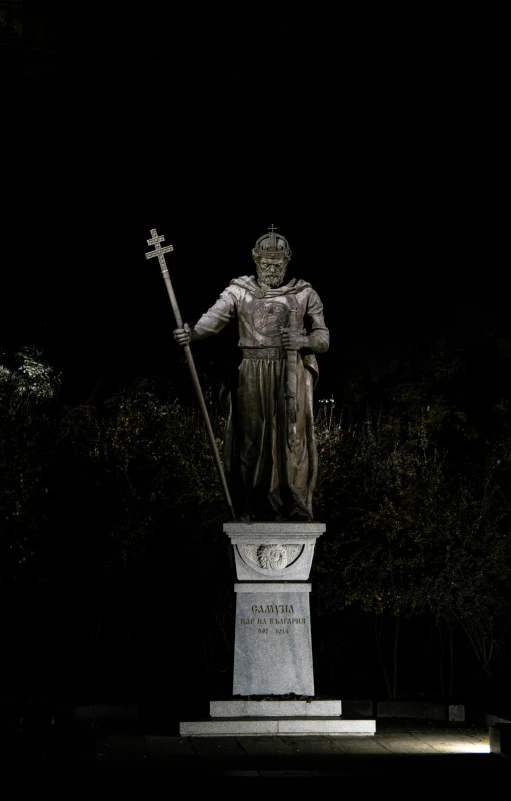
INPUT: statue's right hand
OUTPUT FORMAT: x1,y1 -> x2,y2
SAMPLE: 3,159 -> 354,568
173,323 -> 193,346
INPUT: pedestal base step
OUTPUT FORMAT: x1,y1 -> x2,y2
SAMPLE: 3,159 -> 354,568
180,717 -> 376,736
211,700 -> 343,717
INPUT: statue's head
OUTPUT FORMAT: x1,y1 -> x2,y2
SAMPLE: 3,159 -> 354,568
252,226 -> 292,288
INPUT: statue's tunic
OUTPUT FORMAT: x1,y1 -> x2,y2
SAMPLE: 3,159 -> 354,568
193,276 -> 329,520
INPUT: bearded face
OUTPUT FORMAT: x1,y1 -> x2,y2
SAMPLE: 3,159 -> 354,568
255,256 -> 289,288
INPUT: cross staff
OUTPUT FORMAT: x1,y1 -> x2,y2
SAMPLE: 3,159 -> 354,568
145,228 -> 236,520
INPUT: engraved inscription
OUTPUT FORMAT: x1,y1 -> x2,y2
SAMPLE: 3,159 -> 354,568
240,609 -> 307,633
239,599 -> 307,637
251,604 -> 294,614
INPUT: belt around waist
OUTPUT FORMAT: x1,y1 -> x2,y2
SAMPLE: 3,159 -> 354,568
242,347 -> 286,360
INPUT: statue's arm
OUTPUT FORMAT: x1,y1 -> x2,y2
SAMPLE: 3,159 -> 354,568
190,289 -> 237,340
302,290 -> 329,354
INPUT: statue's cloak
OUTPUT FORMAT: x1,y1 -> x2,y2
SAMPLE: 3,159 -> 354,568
193,275 -> 329,520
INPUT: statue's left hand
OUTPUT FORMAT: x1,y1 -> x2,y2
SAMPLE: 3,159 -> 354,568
280,328 -> 308,351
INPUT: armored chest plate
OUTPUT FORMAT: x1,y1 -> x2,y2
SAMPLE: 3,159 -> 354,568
252,299 -> 290,336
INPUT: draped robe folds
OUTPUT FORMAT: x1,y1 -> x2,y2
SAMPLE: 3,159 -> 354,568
192,275 -> 329,520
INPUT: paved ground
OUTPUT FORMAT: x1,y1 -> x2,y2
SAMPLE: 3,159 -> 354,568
3,722 -> 509,793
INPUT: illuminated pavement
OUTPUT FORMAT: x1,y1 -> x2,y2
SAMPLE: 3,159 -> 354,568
89,723 -> 510,787
4,722 -> 510,792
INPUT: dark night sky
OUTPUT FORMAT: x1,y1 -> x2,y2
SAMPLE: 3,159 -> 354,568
2,12 -> 510,403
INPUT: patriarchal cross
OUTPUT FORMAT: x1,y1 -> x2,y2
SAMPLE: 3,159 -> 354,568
145,228 -> 174,273
144,226 -> 235,521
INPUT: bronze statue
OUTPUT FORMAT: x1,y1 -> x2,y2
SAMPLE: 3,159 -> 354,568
173,226 -> 329,522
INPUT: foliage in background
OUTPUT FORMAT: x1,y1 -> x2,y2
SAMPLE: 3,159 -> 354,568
58,376 -> 233,671
0,347 -> 60,578
59,376 -> 228,573
313,380 -> 511,696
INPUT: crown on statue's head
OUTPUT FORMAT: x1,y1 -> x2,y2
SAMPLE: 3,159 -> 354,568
252,225 -> 292,260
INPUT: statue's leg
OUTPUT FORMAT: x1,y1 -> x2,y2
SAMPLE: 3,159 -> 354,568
277,359 -> 315,520
237,358 -> 282,520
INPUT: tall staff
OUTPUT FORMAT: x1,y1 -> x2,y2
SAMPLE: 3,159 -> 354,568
145,228 -> 236,521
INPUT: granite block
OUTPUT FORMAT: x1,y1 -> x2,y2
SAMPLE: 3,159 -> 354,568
225,523 -> 326,581
224,522 -> 326,537
210,700 -> 343,717
277,718 -> 376,734
485,712 -> 511,728
180,719 -> 279,736
210,700 -> 248,717
233,544 -> 316,581
233,584 -> 314,696
490,723 -> 511,758
179,718 -> 376,736
235,582 -> 311,592
448,704 -> 465,722
305,701 -> 343,716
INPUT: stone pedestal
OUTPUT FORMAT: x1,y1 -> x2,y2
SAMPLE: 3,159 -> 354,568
227,522 -> 324,696
226,521 -> 325,581
179,521 -> 377,736
233,583 -> 313,695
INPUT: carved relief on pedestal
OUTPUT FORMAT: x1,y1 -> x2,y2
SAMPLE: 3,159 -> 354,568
238,544 -> 303,572
224,522 -> 326,581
